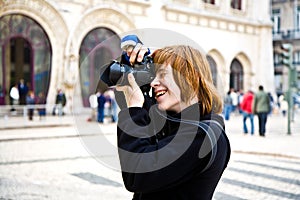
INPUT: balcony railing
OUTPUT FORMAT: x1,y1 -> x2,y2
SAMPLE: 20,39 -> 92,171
273,29 -> 300,41
272,0 -> 288,3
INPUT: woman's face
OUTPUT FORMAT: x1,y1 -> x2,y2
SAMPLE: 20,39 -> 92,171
150,64 -> 182,112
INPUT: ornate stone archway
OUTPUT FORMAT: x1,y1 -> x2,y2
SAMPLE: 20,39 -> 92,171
207,49 -> 226,94
64,7 -> 136,109
229,52 -> 252,92
235,52 -> 252,90
0,0 -> 69,109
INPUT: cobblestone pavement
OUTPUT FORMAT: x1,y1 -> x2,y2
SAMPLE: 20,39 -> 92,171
215,153 -> 300,200
0,112 -> 299,199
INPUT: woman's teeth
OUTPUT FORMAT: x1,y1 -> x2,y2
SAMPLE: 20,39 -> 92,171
156,91 -> 166,98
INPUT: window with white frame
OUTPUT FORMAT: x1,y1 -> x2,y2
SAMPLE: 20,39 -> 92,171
203,0 -> 215,4
272,9 -> 281,33
274,52 -> 282,66
293,51 -> 300,64
231,0 -> 242,10
296,6 -> 300,30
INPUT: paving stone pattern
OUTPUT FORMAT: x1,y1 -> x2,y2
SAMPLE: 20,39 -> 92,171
0,112 -> 300,199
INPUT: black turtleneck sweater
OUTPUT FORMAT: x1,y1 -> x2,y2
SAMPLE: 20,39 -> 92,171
117,103 -> 231,200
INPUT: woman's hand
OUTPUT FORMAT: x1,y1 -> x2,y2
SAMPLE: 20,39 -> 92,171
116,73 -> 144,108
128,43 -> 149,65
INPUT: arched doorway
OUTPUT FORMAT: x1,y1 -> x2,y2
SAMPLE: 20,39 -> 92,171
229,58 -> 243,91
79,28 -> 121,107
9,37 -> 32,90
0,14 -> 52,105
207,55 -> 217,86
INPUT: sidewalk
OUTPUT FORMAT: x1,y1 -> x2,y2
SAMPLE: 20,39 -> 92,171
0,114 -> 75,130
0,111 -> 300,159
225,111 -> 300,159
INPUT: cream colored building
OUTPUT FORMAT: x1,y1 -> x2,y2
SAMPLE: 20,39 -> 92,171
0,0 -> 275,113
272,0 -> 300,94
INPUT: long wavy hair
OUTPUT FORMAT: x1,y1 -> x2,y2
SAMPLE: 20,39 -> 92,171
151,45 -> 223,115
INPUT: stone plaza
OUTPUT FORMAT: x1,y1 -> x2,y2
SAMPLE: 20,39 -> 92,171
0,111 -> 300,199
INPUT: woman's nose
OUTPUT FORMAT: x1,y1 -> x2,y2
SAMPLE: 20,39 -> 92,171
150,77 -> 159,88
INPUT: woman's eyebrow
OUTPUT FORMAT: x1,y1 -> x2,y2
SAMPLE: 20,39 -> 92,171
156,68 -> 167,73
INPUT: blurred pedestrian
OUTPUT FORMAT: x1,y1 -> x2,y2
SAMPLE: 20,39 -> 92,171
97,91 -> 106,123
105,89 -> 118,123
18,79 -> 29,105
237,89 -> 244,114
88,92 -> 98,122
52,89 -> 67,116
230,88 -> 238,114
0,85 -> 5,105
268,92 -> 274,115
26,90 -> 35,120
223,91 -> 233,120
9,84 -> 19,112
279,94 -> 288,117
252,85 -> 271,137
240,89 -> 254,135
36,92 -> 47,120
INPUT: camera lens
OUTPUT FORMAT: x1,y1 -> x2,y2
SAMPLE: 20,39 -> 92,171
100,60 -> 123,87
109,62 -> 125,85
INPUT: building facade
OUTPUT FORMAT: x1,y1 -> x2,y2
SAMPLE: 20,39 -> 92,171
272,0 -> 300,95
0,0 -> 274,113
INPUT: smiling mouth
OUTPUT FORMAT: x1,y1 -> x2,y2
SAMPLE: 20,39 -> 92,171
155,90 -> 167,99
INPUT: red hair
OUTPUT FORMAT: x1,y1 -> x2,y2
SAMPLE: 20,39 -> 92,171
152,45 -> 222,115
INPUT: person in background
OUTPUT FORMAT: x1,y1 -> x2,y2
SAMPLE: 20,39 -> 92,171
9,84 -> 19,112
0,85 -> 5,105
97,90 -> 106,123
223,90 -> 233,121
105,89 -> 118,123
115,37 -> 231,199
268,92 -> 274,116
252,85 -> 271,137
240,89 -> 254,135
278,94 -> 288,117
36,92 -> 47,120
237,89 -> 244,114
88,92 -> 98,122
52,89 -> 67,116
230,88 -> 238,114
18,79 -> 29,105
26,90 -> 35,120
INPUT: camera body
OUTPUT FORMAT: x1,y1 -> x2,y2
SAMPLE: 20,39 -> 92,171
100,56 -> 155,87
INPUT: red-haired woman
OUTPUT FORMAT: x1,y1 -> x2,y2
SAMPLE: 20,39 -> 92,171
116,43 -> 231,200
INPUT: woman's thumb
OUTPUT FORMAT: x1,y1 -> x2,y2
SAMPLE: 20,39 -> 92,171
127,73 -> 138,89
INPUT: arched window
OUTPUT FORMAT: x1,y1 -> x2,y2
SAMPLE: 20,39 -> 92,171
79,28 -> 120,107
0,14 -> 51,105
229,58 -> 243,91
206,55 -> 217,86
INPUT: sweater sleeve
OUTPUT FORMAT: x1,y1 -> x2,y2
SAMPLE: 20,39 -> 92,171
117,107 -> 215,193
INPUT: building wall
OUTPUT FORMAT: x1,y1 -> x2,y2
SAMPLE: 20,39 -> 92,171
272,0 -> 300,93
0,0 -> 275,112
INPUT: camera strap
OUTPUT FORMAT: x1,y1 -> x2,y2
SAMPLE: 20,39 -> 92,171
154,108 -> 223,173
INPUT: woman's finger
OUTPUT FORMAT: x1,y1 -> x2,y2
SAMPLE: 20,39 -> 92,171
127,73 -> 139,90
116,85 -> 128,92
137,48 -> 148,63
126,73 -> 144,107
129,43 -> 143,64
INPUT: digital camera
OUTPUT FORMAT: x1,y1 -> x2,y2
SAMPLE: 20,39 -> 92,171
100,56 -> 155,87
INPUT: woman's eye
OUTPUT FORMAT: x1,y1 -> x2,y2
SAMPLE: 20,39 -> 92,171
158,72 -> 166,79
